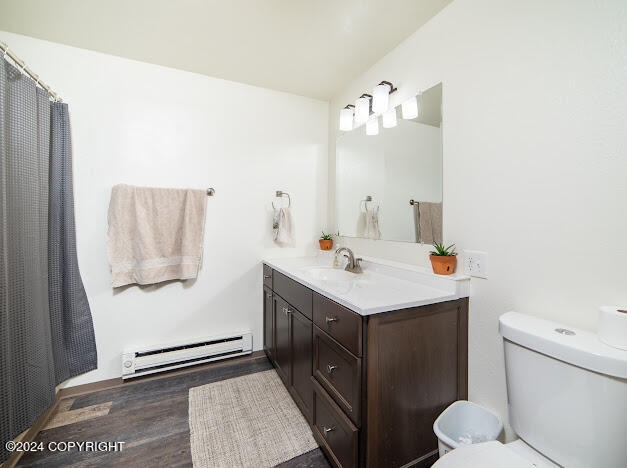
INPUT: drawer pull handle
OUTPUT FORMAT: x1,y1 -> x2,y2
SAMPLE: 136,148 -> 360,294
326,364 -> 338,374
325,316 -> 338,324
323,425 -> 336,435
263,275 -> 271,279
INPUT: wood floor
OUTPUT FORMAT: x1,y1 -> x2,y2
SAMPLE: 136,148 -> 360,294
17,354 -> 331,467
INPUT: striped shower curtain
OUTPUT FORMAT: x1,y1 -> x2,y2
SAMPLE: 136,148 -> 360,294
0,56 -> 97,462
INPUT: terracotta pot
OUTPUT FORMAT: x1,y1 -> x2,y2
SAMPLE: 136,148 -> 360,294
319,239 -> 333,251
430,255 -> 457,275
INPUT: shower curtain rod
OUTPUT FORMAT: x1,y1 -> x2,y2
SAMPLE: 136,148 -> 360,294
0,41 -> 62,102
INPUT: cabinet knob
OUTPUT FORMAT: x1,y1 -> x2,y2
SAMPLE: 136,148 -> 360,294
326,364 -> 338,374
263,275 -> 271,279
283,307 -> 291,316
323,425 -> 336,435
325,316 -> 338,324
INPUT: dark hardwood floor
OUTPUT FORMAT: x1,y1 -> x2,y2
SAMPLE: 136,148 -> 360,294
17,355 -> 330,468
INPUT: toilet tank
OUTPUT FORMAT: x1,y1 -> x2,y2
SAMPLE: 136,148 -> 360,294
499,312 -> 627,468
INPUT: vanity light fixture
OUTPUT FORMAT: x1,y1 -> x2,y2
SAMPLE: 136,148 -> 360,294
372,81 -> 397,114
339,80 -> 397,132
366,116 -> 379,136
382,107 -> 398,128
354,94 -> 372,126
339,104 -> 355,131
401,95 -> 419,119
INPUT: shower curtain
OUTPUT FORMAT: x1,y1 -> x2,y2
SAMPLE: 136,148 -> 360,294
0,57 -> 97,462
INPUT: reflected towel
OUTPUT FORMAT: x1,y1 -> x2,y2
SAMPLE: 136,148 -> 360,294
356,211 -> 367,238
273,207 -> 294,245
412,203 -> 421,243
107,184 -> 207,287
418,202 -> 442,245
365,206 -> 381,240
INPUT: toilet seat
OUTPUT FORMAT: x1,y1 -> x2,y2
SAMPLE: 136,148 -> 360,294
432,441 -> 535,468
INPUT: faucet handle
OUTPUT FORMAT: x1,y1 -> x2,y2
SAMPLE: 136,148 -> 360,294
355,257 -> 362,264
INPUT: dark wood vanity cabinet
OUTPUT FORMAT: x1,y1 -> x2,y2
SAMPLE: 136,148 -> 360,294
263,264 -> 468,468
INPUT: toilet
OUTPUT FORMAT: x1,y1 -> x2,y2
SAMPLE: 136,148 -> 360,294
434,311 -> 627,468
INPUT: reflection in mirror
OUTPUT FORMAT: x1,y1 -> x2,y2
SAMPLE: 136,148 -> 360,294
336,83 -> 443,243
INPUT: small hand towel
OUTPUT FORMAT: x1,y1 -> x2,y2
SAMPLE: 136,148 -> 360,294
107,184 -> 207,287
356,211 -> 367,238
365,205 -> 381,240
418,202 -> 442,245
273,207 -> 294,245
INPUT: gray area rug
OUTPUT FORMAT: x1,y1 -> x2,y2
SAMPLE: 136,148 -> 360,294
189,369 -> 318,467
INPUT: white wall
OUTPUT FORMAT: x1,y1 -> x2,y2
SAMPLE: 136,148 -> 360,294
0,31 -> 328,387
330,0 -> 627,440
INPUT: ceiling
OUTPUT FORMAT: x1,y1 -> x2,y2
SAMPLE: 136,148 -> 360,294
0,0 -> 451,100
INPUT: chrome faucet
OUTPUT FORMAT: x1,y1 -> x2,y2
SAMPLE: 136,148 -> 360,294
335,247 -> 363,274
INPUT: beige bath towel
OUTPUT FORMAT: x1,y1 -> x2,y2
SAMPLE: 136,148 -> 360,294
107,184 -> 207,287
418,202 -> 443,245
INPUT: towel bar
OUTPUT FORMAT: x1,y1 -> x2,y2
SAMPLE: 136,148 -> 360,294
272,190 -> 291,209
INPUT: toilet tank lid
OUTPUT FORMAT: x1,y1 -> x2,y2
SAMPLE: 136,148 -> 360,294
499,311 -> 627,379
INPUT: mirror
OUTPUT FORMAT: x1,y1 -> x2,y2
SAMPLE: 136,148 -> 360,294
336,83 -> 442,243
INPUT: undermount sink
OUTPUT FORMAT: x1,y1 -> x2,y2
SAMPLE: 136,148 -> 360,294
301,266 -> 357,282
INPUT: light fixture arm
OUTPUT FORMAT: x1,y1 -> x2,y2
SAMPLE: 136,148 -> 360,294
378,80 -> 398,94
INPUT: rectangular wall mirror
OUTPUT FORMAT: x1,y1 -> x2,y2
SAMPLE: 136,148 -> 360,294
336,82 -> 443,243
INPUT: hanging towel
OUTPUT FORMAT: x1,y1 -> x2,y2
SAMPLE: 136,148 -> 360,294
273,207 -> 294,245
107,184 -> 207,287
412,203 -> 421,243
365,205 -> 382,240
356,211 -> 367,238
418,202 -> 443,245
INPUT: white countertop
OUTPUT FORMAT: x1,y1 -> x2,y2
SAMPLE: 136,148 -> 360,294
263,254 -> 469,316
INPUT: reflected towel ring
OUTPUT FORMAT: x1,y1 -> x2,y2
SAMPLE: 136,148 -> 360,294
360,195 -> 373,212
272,190 -> 291,209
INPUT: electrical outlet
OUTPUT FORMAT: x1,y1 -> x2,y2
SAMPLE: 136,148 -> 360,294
463,250 -> 488,278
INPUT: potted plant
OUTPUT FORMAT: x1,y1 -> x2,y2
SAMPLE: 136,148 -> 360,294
429,242 -> 457,275
319,231 -> 335,251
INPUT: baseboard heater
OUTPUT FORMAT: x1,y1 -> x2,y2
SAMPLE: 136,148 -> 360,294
122,331 -> 252,379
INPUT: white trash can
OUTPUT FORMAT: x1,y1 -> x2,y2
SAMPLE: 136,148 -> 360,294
433,400 -> 503,457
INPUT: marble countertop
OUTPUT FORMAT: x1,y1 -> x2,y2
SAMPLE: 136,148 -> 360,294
263,254 -> 469,316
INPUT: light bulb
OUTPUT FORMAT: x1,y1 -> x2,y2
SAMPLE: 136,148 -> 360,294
401,96 -> 419,119
366,116 -> 379,136
339,107 -> 353,131
372,83 -> 391,114
354,96 -> 370,125
382,107 -> 397,128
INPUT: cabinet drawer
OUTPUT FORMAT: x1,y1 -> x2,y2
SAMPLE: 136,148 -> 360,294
312,379 -> 358,468
313,293 -> 362,356
273,271 -> 313,319
313,326 -> 361,426
263,263 -> 273,288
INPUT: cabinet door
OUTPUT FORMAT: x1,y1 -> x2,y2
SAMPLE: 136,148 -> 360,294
273,295 -> 291,385
290,309 -> 313,423
263,287 -> 274,363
